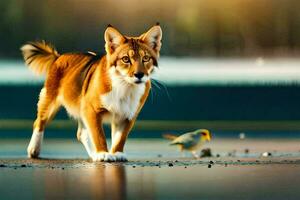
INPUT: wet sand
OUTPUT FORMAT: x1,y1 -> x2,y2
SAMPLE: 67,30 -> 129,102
1,138 -> 300,199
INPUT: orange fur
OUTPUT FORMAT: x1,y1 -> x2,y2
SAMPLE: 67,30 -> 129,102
21,24 -> 162,161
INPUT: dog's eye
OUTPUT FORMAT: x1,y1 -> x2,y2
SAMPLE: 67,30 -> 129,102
142,55 -> 150,62
121,56 -> 130,63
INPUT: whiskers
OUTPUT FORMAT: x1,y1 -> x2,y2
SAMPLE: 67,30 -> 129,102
151,78 -> 172,103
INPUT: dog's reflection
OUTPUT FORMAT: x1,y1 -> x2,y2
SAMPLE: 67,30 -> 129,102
39,164 -> 127,200
90,165 -> 127,200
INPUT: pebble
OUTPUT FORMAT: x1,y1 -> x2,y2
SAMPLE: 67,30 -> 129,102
209,161 -> 214,164
262,152 -> 272,157
132,165 -> 136,168
244,149 -> 249,154
208,164 -> 212,168
168,163 -> 173,167
200,148 -> 212,158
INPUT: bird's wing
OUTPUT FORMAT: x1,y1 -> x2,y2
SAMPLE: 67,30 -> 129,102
162,133 -> 178,140
170,132 -> 194,145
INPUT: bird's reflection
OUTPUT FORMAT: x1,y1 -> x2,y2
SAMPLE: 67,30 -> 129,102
36,164 -> 127,200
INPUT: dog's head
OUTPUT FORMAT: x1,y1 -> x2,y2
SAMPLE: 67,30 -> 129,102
104,24 -> 162,84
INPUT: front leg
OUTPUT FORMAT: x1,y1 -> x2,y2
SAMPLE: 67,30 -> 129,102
109,81 -> 151,161
81,105 -> 113,161
110,118 -> 135,161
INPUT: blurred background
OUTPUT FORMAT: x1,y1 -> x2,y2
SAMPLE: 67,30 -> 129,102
1,0 -> 300,138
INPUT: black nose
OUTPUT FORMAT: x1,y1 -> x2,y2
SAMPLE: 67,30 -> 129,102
134,72 -> 144,79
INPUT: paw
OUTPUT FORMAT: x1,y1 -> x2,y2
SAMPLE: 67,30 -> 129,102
112,152 -> 128,162
27,131 -> 43,158
91,152 -> 116,162
27,144 -> 40,158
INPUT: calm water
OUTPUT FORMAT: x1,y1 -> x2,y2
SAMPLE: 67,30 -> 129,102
1,164 -> 300,200
1,138 -> 300,200
2,58 -> 300,85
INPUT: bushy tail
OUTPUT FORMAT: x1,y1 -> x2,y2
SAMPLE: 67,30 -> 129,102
162,133 -> 178,140
20,41 -> 60,75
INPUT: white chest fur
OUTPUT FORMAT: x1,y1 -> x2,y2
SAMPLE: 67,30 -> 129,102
100,74 -> 146,120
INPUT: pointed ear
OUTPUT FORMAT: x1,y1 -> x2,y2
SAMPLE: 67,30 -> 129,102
104,26 -> 126,54
140,25 -> 162,53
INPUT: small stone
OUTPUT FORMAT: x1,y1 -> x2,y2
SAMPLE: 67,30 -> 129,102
262,152 -> 272,157
245,149 -> 249,154
175,160 -> 178,162
200,148 -> 212,158
62,167 -> 65,170
209,160 -> 214,164
132,165 -> 136,168
21,164 -> 26,168
184,166 -> 187,168
168,163 -> 173,167
208,164 -> 212,168
237,160 -> 241,162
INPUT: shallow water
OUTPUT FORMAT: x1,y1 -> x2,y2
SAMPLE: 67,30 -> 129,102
1,161 -> 300,200
1,138 -> 300,199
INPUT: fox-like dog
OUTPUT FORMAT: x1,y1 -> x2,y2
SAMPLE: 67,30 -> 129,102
21,24 -> 162,162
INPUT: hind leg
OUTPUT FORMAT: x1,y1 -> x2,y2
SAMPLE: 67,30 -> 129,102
27,88 -> 60,158
77,119 -> 95,158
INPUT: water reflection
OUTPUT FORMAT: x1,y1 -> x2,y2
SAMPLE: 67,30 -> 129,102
35,164 -> 127,200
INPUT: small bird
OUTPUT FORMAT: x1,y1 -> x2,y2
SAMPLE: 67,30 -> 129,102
163,129 -> 211,158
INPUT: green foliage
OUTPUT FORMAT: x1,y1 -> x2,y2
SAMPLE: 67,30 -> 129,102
0,0 -> 300,58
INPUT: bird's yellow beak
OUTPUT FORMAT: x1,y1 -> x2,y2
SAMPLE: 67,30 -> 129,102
202,129 -> 211,141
